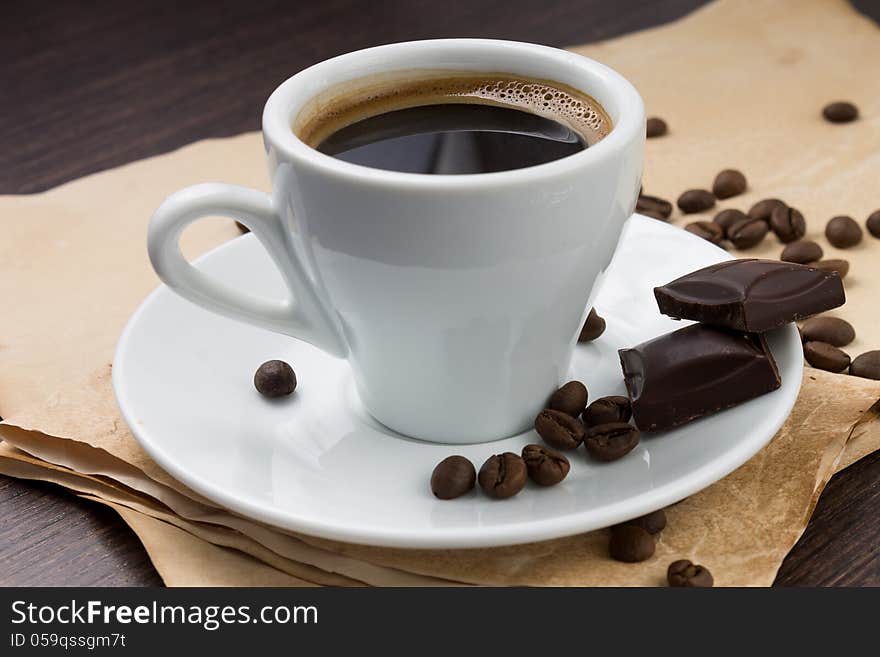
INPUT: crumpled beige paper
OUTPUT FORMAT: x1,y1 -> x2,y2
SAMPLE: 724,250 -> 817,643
2,368 -> 878,586
1,0 -> 879,586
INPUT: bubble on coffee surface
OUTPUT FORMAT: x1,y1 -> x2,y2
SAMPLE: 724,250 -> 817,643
465,78 -> 606,136
297,74 -> 611,149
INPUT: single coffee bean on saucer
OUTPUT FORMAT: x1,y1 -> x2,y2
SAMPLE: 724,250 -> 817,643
850,351 -> 880,380
253,360 -> 297,397
654,259 -> 845,332
549,380 -> 588,417
866,211 -> 880,238
713,208 -> 748,237
620,324 -> 781,432
584,422 -> 640,462
800,316 -> 855,347
478,453 -> 528,499
646,116 -> 668,138
609,525 -> 655,563
728,218 -> 768,249
748,198 -> 787,223
825,215 -> 863,248
578,308 -> 606,342
583,395 -> 632,426
822,101 -> 858,123
521,444 -> 570,486
636,194 -> 673,219
712,169 -> 747,199
431,456 -> 476,499
769,206 -> 806,243
812,258 -> 849,279
678,189 -> 716,214
535,409 -> 585,450
685,221 -> 724,245
803,341 -> 851,373
667,559 -> 714,587
780,240 -> 823,264
235,221 -> 250,233
613,508 -> 666,535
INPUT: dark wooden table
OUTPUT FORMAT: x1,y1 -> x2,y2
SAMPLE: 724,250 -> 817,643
2,0 -> 878,586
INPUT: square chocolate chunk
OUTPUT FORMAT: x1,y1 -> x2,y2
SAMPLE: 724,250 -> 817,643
619,324 -> 781,432
654,259 -> 845,332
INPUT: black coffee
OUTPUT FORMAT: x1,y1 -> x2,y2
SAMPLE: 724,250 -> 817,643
297,75 -> 610,174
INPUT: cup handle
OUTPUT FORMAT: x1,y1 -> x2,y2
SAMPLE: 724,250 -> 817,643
148,182 -> 348,358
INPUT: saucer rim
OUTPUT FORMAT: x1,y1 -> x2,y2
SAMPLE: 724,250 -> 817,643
113,214 -> 802,548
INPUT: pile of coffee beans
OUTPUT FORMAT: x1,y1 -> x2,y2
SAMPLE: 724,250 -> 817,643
430,378 -> 638,501
430,445 -> 571,501
535,381 -> 641,463
639,108 -> 879,381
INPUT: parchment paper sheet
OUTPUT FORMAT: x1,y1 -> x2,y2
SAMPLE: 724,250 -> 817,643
1,0 -> 879,586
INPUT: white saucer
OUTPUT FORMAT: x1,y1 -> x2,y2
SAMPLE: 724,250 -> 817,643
113,214 -> 802,548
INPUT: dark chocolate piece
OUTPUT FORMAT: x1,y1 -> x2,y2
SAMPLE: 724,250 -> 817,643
619,324 -> 781,432
654,259 -> 845,333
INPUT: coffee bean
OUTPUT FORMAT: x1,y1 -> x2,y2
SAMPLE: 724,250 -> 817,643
637,194 -> 673,219
253,360 -> 297,397
780,240 -> 823,264
640,209 -> 667,221
609,525 -> 655,563
235,221 -> 250,233
583,395 -> 632,426
685,221 -> 724,245
431,456 -> 476,499
613,509 -> 666,535
677,189 -> 716,214
822,101 -> 859,123
713,209 -> 748,237
585,422 -> 640,462
549,381 -> 589,417
667,559 -> 714,587
728,218 -> 768,249
866,211 -> 880,238
769,206 -> 806,243
748,198 -> 787,223
646,117 -> 667,138
521,444 -> 570,486
800,316 -> 855,347
578,308 -> 606,342
804,341 -> 850,373
478,453 -> 528,499
850,351 -> 880,380
712,169 -> 747,199
535,409 -> 586,450
825,215 -> 863,248
811,259 -> 849,279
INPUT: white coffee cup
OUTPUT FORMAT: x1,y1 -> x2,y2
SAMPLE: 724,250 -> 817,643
148,39 -> 644,444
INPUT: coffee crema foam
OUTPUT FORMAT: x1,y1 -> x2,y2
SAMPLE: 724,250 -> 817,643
296,73 -> 611,149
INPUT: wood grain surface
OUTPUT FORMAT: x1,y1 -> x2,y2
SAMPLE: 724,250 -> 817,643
1,0 -> 878,586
